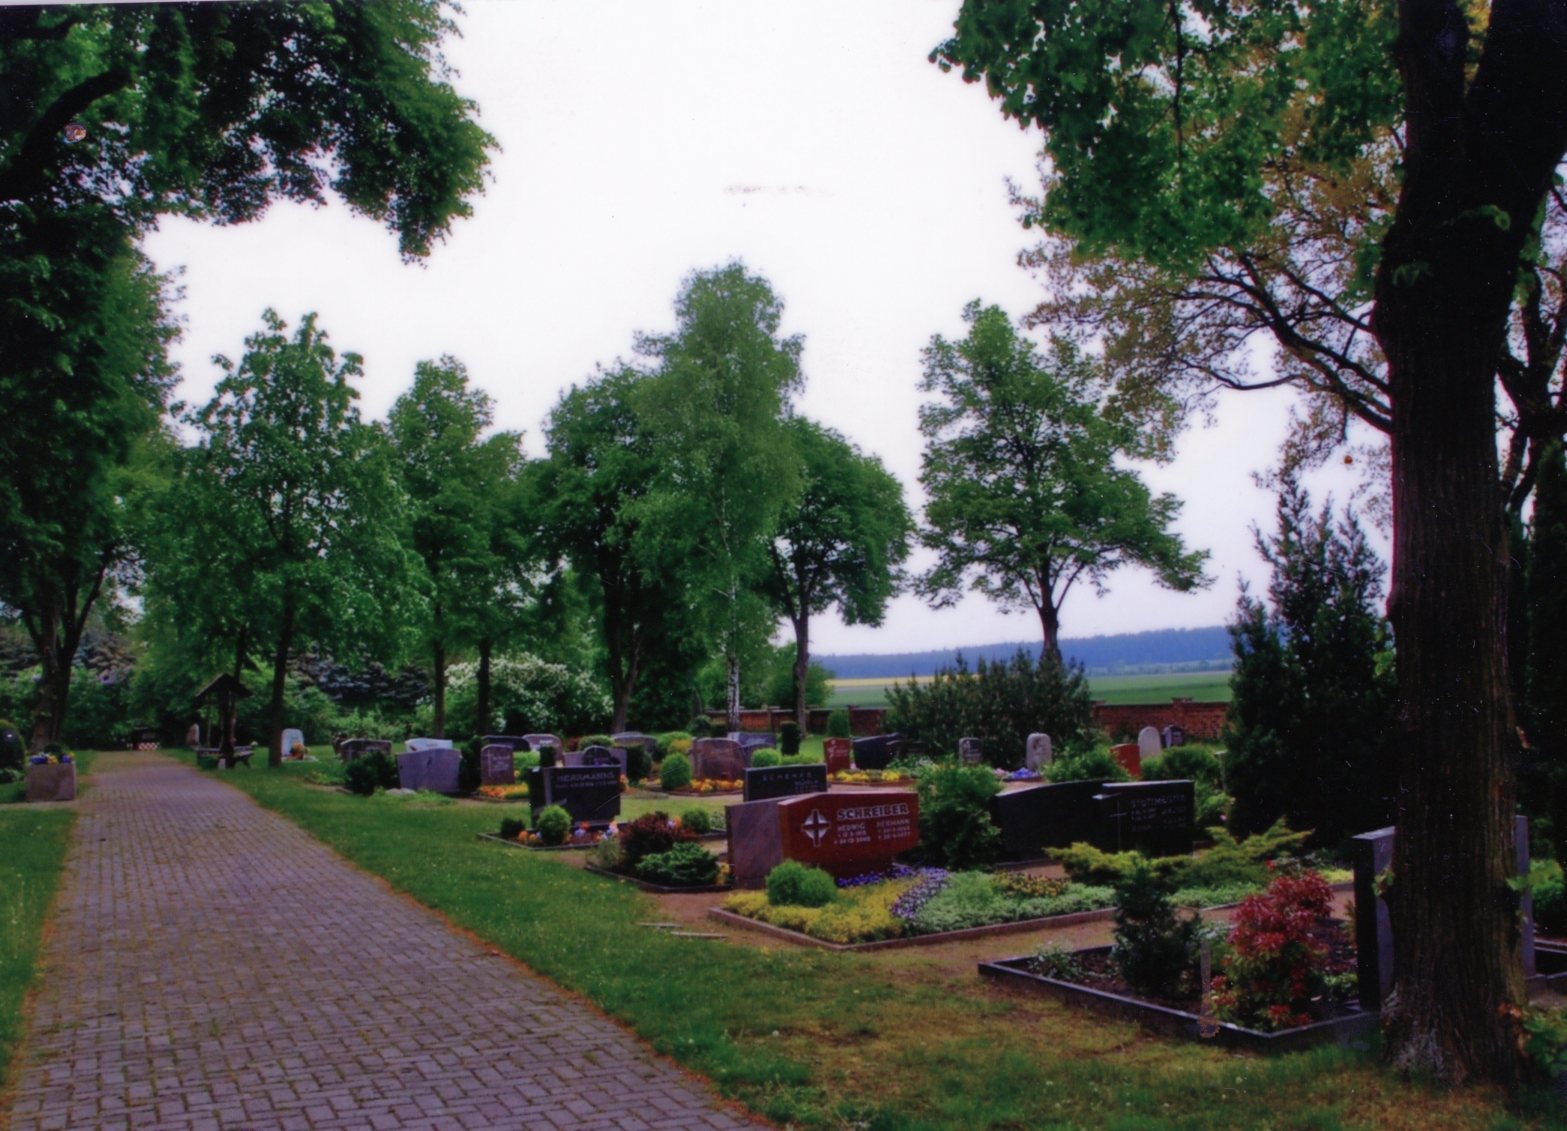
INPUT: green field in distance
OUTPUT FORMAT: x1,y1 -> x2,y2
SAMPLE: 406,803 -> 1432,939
825,669 -> 1232,709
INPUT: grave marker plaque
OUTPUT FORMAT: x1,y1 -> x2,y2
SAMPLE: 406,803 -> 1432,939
480,744 -> 517,786
280,727 -> 305,757
1161,724 -> 1186,749
744,763 -> 829,803
1110,742 -> 1142,778
405,737 -> 448,753
397,747 -> 462,794
528,765 -> 622,827
1025,733 -> 1052,772
1091,780 -> 1193,857
730,732 -> 777,756
958,737 -> 983,766
481,735 -> 531,753
776,790 -> 919,877
579,744 -> 626,774
726,798 -> 785,889
823,737 -> 852,775
851,733 -> 897,771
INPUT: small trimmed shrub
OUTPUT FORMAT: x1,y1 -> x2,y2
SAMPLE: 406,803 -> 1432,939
750,748 -> 782,768
779,721 -> 802,755
578,733 -> 613,750
659,752 -> 693,791
618,811 -> 697,871
499,816 -> 527,839
1208,869 -> 1338,1030
657,731 -> 693,760
679,807 -> 714,836
915,762 -> 1002,869
825,709 -> 851,739
1113,860 -> 1199,997
636,841 -> 720,887
345,750 -> 400,796
534,804 -> 572,846
780,752 -> 820,766
766,860 -> 838,908
589,834 -> 624,870
1046,748 -> 1131,784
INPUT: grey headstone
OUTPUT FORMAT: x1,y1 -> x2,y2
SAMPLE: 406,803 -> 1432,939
729,732 -> 777,756
528,765 -> 622,827
522,733 -> 563,757
1137,726 -> 1163,763
396,747 -> 462,793
744,763 -> 828,803
404,737 -> 447,753
184,723 -> 202,748
579,744 -> 627,774
481,735 -> 531,753
958,736 -> 983,766
339,738 -> 392,763
611,732 -> 659,753
690,737 -> 747,782
480,744 -> 517,786
280,728 -> 305,757
726,798 -> 785,889
1025,733 -> 1053,772
1161,724 -> 1186,748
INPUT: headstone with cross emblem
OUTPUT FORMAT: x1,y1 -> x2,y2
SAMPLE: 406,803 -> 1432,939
775,790 -> 920,878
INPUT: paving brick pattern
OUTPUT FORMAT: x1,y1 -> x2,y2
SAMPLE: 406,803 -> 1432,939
5,752 -> 765,1130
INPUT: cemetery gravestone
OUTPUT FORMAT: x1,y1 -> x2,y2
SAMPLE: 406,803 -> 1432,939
480,744 -> 517,786
958,736 -> 983,766
481,735 -> 531,753
397,747 -> 462,794
730,732 -> 777,756
522,734 -> 563,759
988,779 -> 1107,859
1138,726 -> 1163,763
1091,781 -> 1194,857
823,737 -> 852,775
579,744 -> 627,775
280,728 -> 305,758
528,765 -> 622,827
776,790 -> 920,878
405,737 -> 448,753
744,763 -> 829,803
339,739 -> 392,763
690,737 -> 747,782
1110,742 -> 1142,778
851,733 -> 898,771
0,724 -> 24,772
1025,733 -> 1052,772
184,723 -> 202,748
1161,724 -> 1186,748
726,798 -> 786,889
26,761 -> 76,803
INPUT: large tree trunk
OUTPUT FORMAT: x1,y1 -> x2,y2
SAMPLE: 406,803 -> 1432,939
29,609 -> 69,751
267,599 -> 296,769
1035,599 -> 1062,665
1371,0 -> 1567,1083
726,651 -> 741,735
792,611 -> 811,732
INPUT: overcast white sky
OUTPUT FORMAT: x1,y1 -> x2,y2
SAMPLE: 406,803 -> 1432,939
139,0 -> 1380,657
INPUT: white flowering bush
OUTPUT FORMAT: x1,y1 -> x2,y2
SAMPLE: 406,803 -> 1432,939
446,653 -> 611,737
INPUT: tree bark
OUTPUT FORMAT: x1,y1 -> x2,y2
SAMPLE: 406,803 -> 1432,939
267,598 -> 296,769
792,611 -> 811,733
1371,0 -> 1567,1083
1036,598 -> 1062,664
476,637 -> 492,738
726,651 -> 741,735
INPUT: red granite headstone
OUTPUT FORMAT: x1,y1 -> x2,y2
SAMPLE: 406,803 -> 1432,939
823,737 -> 852,775
1110,742 -> 1141,778
776,790 -> 919,877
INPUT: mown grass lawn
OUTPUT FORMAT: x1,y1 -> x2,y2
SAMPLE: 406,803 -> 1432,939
828,670 -> 1233,710
185,752 -> 1562,1130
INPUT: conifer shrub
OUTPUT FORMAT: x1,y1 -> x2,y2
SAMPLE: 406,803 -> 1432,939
636,841 -> 720,887
825,709 -> 851,738
915,762 -> 1002,869
766,860 -> 838,908
750,748 -> 782,768
534,804 -> 572,846
779,721 -> 802,754
1113,860 -> 1199,996
659,752 -> 693,791
345,749 -> 400,795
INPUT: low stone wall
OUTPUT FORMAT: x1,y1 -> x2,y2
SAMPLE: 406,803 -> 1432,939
708,698 -> 1228,742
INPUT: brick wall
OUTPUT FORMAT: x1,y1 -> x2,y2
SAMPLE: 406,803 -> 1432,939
1090,698 -> 1229,742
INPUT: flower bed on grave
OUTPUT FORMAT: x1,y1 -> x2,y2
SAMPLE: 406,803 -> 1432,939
830,768 -> 915,786
656,778 -> 743,795
475,783 -> 530,801
583,811 -> 731,890
717,866 -> 1117,947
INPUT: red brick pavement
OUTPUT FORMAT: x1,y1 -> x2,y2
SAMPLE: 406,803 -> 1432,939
3,752 -> 766,1130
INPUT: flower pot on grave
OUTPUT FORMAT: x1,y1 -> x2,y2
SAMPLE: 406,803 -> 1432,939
26,761 -> 76,803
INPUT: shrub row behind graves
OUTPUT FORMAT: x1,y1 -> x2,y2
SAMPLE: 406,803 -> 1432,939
1053,820 -> 1313,893
751,748 -> 782,768
914,762 -> 1002,870
656,731 -> 693,760
1046,748 -> 1131,784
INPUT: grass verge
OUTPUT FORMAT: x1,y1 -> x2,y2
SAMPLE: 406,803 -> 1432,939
186,751 -> 1566,1129
0,802 -> 76,1091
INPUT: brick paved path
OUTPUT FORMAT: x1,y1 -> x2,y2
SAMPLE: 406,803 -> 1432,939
4,752 -> 765,1131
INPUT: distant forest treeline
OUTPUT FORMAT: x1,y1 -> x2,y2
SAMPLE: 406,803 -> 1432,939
820,626 -> 1233,678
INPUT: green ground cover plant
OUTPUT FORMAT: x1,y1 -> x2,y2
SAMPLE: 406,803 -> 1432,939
176,752 -> 1566,1129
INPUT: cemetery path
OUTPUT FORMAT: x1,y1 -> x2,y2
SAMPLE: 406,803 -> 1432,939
2,751 -> 768,1131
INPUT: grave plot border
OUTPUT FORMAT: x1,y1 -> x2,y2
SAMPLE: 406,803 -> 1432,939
706,905 -> 1116,953
474,832 -> 602,853
978,947 -> 1378,1054
583,863 -> 731,895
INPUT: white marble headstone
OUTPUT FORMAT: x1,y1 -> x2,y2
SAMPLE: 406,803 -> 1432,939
1137,726 -> 1163,763
1025,732 -> 1053,771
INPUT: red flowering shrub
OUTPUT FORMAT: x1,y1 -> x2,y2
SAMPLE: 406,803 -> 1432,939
1208,868 -> 1337,1030
617,811 -> 697,871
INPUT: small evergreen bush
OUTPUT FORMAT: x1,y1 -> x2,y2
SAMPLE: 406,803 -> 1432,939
659,752 -> 693,791
499,817 -> 527,839
636,841 -> 720,887
1529,858 -> 1566,933
779,721 -> 802,755
578,733 -> 613,749
679,807 -> 714,835
1140,745 -> 1224,788
1113,860 -> 1199,996
825,709 -> 851,739
656,731 -> 693,759
688,716 -> 715,738
915,762 -> 1002,869
750,748 -> 782,768
345,749 -> 400,796
1046,748 -> 1131,784
534,804 -> 573,846
766,860 -> 838,907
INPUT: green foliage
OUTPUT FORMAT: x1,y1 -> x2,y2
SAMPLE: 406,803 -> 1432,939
446,653 -> 610,738
1113,861 -> 1199,997
0,720 -> 20,774
578,734 -> 614,749
499,817 -> 527,840
1518,1007 -> 1567,1080
1045,747 -> 1131,784
911,872 -> 1115,933
1029,942 -> 1086,981
659,752 -> 693,791
765,860 -> 838,909
678,807 -> 714,836
688,716 -> 716,738
635,841 -> 720,887
1140,746 -> 1223,789
914,763 -> 1002,870
617,811 -> 696,872
1054,843 -> 1181,886
779,721 -> 802,755
750,748 -> 782,768
888,650 -> 1097,768
1527,858 -> 1566,935
534,805 -> 573,847
622,743 -> 652,784
345,750 -> 400,797
656,732 -> 693,759
1208,870 -> 1339,1030
825,709 -> 851,738
915,303 -> 1207,659
1170,821 -> 1313,891
1224,469 -> 1396,845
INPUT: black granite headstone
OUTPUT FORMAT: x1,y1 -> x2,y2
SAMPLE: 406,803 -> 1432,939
528,765 -> 622,827
852,733 -> 900,771
0,724 -> 23,772
989,779 -> 1107,858
481,734 -> 532,753
1090,780 -> 1194,857
743,763 -> 829,803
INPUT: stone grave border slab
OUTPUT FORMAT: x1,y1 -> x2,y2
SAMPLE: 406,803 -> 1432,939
706,905 -> 1116,953
582,863 -> 732,895
978,947 -> 1378,1054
